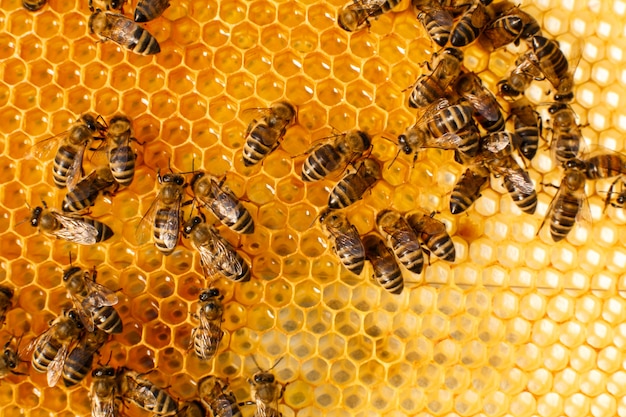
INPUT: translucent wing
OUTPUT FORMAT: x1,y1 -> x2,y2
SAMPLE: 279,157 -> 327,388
47,343 -> 70,387
426,132 -> 463,149
502,166 -> 535,194
51,212 -> 99,244
466,91 -> 500,122
209,180 -> 241,225
65,144 -> 87,192
23,328 -> 53,359
136,191 -> 161,245
197,231 -> 243,277
195,324 -> 223,360
91,393 -> 117,417
84,279 -> 119,308
28,132 -> 67,161
331,224 -> 364,255
123,374 -> 158,409
73,299 -> 96,332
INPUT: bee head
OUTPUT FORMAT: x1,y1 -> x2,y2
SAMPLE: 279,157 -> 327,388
183,216 -> 203,236
66,309 -> 84,329
397,135 -> 412,155
564,158 -> 585,171
497,80 -> 520,98
30,207 -> 43,227
81,114 -> 98,132
199,287 -> 221,302
0,286 -> 14,299
62,266 -> 83,282
444,47 -> 464,62
254,372 -> 275,384
548,103 -> 567,115
92,366 -> 115,378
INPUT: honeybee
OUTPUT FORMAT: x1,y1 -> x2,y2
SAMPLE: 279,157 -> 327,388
0,335 -> 24,379
247,358 -> 287,417
319,209 -> 366,275
137,172 -> 186,256
497,52 -> 544,99
191,287 -> 224,361
190,172 -> 255,234
542,159 -> 590,242
30,203 -> 114,244
376,209 -> 424,275
29,309 -> 84,387
487,152 -> 538,214
415,4 -> 454,47
449,165 -> 490,214
548,102 -> 586,164
337,0 -> 402,32
408,47 -> 464,109
607,177 -> 626,210
530,35 -> 581,103
91,366 -> 120,417
106,115 -> 138,187
134,0 -> 170,22
397,99 -> 475,159
22,0 -> 46,11
63,266 -> 122,334
509,97 -> 542,161
450,0 -> 489,47
454,71 -> 505,133
480,5 -> 541,50
62,167 -> 116,212
89,11 -> 161,55
30,114 -> 106,189
243,101 -> 297,167
117,367 -> 178,416
182,215 -> 251,282
362,233 -> 404,294
89,0 -> 125,12
0,285 -> 14,328
407,212 -> 456,263
301,130 -> 372,182
198,375 -> 244,417
327,158 -> 381,209
62,327 -> 109,387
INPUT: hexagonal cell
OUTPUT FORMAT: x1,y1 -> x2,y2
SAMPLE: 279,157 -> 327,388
109,63 -> 137,91
144,320 -> 172,350
149,90 -> 177,119
260,24 -> 289,52
230,21 -> 258,50
66,86 -> 92,114
183,44 -> 211,71
11,82 -> 36,111
18,34 -> 42,61
224,71 -> 255,101
285,75 -> 314,104
138,65 -> 166,93
171,16 -> 200,46
155,44 -> 184,70
202,20 -> 229,47
44,35 -> 69,64
127,344 -> 156,372
208,95 -> 237,124
8,10 -> 33,37
320,27 -> 348,56
94,88 -> 120,116
3,58 -> 26,85
346,80 -> 374,108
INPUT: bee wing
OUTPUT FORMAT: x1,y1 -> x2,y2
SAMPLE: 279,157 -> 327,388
469,2 -> 488,27
503,166 -> 535,194
419,98 -> 451,123
124,375 -> 158,408
212,396 -> 234,417
65,144 -> 87,192
136,192 -> 161,245
210,181 -> 242,225
209,232 -> 244,276
51,211 -> 99,245
47,343 -> 70,387
28,132 -> 67,160
84,279 -> 119,307
22,328 -> 52,359
466,91 -> 501,122
195,324 -> 223,360
91,392 -> 117,417
75,299 -> 96,332
428,132 -> 463,149
332,224 -> 364,254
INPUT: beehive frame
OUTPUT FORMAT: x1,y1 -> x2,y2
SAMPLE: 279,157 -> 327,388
2,0 -> 626,415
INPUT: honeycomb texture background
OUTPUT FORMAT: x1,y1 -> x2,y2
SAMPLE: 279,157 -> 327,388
1,0 -> 626,415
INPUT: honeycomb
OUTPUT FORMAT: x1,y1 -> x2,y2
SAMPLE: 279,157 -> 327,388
1,0 -> 626,415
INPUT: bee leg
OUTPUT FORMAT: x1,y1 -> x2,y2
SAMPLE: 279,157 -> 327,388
237,400 -> 256,408
605,177 -> 622,212
421,247 -> 433,266
131,136 -> 145,146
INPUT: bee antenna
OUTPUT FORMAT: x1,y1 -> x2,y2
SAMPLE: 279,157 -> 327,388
388,148 -> 402,171
269,356 -> 284,371
251,355 -> 262,371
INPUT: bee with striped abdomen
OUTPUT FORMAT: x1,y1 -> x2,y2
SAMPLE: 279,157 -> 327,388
497,52 -> 544,100
548,102 -> 586,164
362,233 -> 404,294
376,209 -> 424,275
509,97 -> 542,161
454,71 -> 505,133
62,167 -> 116,212
449,165 -> 490,214
301,130 -> 372,182
450,0 -> 489,47
415,3 -> 454,47
182,215 -> 251,282
63,265 -> 122,334
134,0 -> 169,22
407,212 -> 456,263
107,115 -> 138,187
328,158 -> 381,210
337,0 -> 402,32
117,367 -> 178,416
198,375 -> 244,417
0,335 -> 24,379
191,287 -> 224,361
243,101 -> 296,167
62,327 -> 109,387
89,11 -> 161,55
480,5 -> 541,50
30,202 -> 114,244
408,47 -> 463,109
91,366 -> 120,417
530,35 -> 581,103
190,172 -> 255,234
0,285 -> 14,328
319,209 -> 366,275
246,358 -> 287,417
29,309 -> 84,387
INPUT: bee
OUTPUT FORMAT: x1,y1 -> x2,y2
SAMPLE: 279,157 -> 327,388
449,165 -> 490,214
134,0 -> 170,22
0,285 -> 14,328
408,47 -> 464,109
182,215 -> 251,282
137,172 -> 186,256
178,401 -> 207,417
22,0 -> 46,11
480,5 -> 541,50
243,101 -> 297,167
542,159 -> 590,242
407,212 -> 456,263
454,71 -> 505,133
88,11 -> 161,55
509,97 -> 542,161
247,358 -> 287,417
548,102 -> 585,164
301,130 -> 372,182
415,4 -> 454,48
117,367 -> 178,416
529,35 -> 576,101
0,335 -> 24,379
376,209 -> 424,275
198,375 -> 244,417
337,0 -> 402,32
29,309 -> 84,387
30,203 -> 114,245
450,0 -> 489,47
497,52 -> 544,99
62,327 -> 109,387
30,114 -> 106,189
191,287 -> 224,361
319,209 -> 366,275
397,99 -> 475,160
107,115 -> 137,187
607,177 -> 626,210
190,172 -> 255,234
487,152 -> 538,214
62,167 -> 116,212
362,233 -> 404,294
91,366 -> 120,417
62,266 -> 123,334
581,149 -> 626,180
89,0 -> 125,12
327,158 -> 381,210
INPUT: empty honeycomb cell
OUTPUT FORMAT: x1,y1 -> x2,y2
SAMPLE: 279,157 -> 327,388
597,345 -> 621,373
170,16 -> 200,46
81,62 -> 107,90
19,34 -> 42,61
246,302 -> 276,331
436,287 -> 464,316
8,10 -> 32,37
16,382 -> 40,409
329,358 -> 356,385
65,86 -> 92,114
342,385 -> 368,411
286,75 -> 315,104
4,58 -> 26,85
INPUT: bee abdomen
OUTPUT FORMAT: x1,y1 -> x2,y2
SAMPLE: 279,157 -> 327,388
229,209 -> 255,234
533,36 -> 568,78
62,350 -> 94,387
145,386 -> 178,415
243,127 -> 277,166
134,0 -> 169,22
53,146 -> 77,188
130,26 -> 161,55
93,306 -> 123,334
302,145 -> 342,182
32,341 -> 62,372
428,105 -> 474,137
505,179 -> 537,214
109,145 -> 136,186
409,76 -> 446,109
554,134 -> 581,163
550,195 -> 579,242
22,0 -> 46,10
83,218 -> 114,242
336,245 -> 366,275
62,187 -> 98,212
424,234 -> 456,262
450,17 -> 482,47
223,255 -> 251,283
154,208 -> 180,255
376,267 -> 404,294
393,242 -> 424,274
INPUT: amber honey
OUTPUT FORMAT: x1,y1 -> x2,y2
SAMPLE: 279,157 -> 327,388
1,0 -> 626,415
